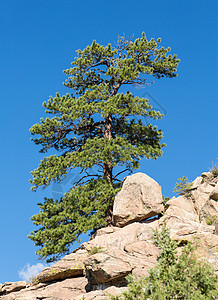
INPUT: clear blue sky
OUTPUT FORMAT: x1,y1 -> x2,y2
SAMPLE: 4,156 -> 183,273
0,0 -> 217,283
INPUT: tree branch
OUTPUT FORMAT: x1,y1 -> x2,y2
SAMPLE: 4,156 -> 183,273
113,168 -> 129,179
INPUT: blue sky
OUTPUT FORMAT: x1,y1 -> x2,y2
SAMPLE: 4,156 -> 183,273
0,0 -> 217,283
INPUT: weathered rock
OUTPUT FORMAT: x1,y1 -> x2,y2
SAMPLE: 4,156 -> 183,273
191,176 -> 203,188
210,182 -> 218,200
74,286 -> 128,300
164,173 -> 217,228
83,220 -> 159,252
112,173 -> 164,227
161,199 -> 218,275
0,281 -> 26,295
170,221 -> 215,242
200,198 -> 218,224
124,241 -> 159,278
83,222 -> 160,286
0,277 -> 87,300
164,195 -> 199,224
85,245 -> 159,288
161,191 -> 216,235
124,240 -> 159,258
33,249 -> 88,284
90,226 -> 121,240
215,223 -> 218,234
190,181 -> 214,213
2,172 -> 218,300
201,171 -> 213,178
160,184 -> 218,271
85,251 -> 132,286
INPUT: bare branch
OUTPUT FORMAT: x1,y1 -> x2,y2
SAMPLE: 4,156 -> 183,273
74,174 -> 101,186
86,59 -> 109,71
113,169 -> 129,179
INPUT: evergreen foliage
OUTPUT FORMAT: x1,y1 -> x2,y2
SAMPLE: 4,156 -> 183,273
113,224 -> 218,300
173,176 -> 192,196
162,195 -> 170,206
29,33 -> 179,261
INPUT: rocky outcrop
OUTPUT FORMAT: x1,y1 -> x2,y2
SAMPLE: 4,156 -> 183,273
0,278 -> 88,300
1,171 -> 217,300
192,173 -> 218,225
200,198 -> 218,223
33,249 -> 88,284
112,173 -> 164,227
0,282 -> 27,296
190,174 -> 215,213
84,251 -> 132,286
210,182 -> 218,200
74,286 -> 128,300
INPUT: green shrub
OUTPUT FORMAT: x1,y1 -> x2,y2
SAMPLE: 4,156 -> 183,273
112,224 -> 218,299
210,160 -> 218,177
87,246 -> 104,255
162,196 -> 170,206
206,215 -> 216,225
173,176 -> 192,196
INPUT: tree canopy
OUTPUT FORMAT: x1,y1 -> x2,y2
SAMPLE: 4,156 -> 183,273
29,33 -> 180,261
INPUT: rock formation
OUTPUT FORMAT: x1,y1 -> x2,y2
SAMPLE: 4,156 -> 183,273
112,173 -> 164,227
1,172 -> 217,300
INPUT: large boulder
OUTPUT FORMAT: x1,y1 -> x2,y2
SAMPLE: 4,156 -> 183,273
84,251 -> 132,286
33,249 -> 88,284
112,173 -> 164,227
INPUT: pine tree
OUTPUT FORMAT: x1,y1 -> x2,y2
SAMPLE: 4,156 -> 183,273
173,176 -> 192,196
29,33 -> 180,261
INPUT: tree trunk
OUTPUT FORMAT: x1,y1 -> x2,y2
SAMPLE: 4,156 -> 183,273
105,205 -> 113,226
103,114 -> 113,224
103,114 -> 113,184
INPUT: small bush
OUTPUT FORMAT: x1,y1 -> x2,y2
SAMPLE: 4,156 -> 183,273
206,215 -> 216,225
210,160 -> 218,177
173,176 -> 192,196
113,224 -> 218,299
162,196 -> 170,206
87,246 -> 104,255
